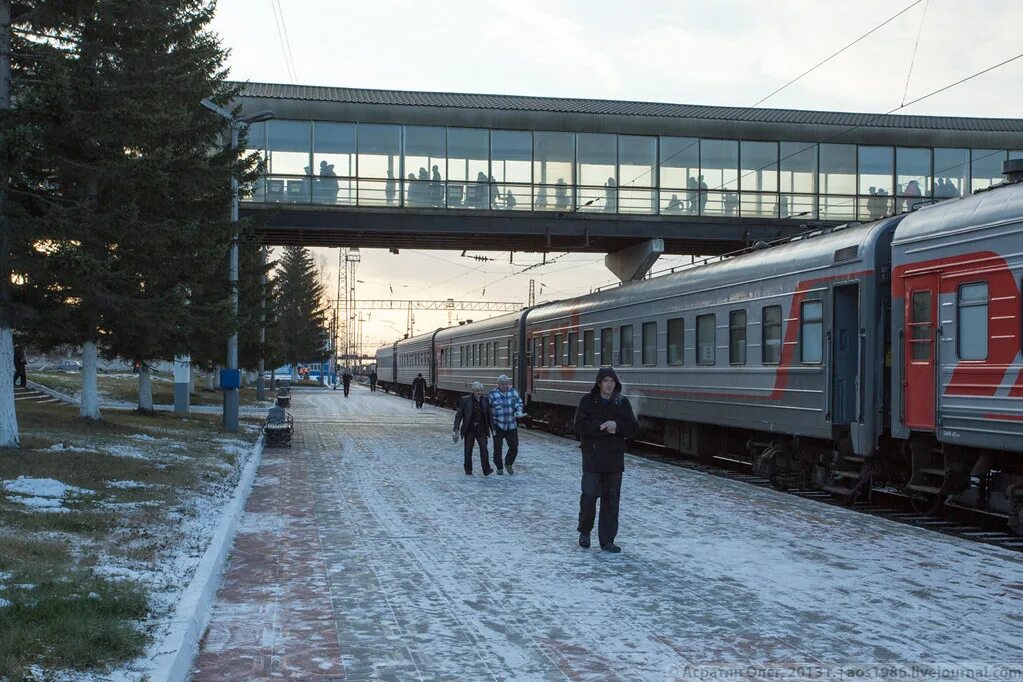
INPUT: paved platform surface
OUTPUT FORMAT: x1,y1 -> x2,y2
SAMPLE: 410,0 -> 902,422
192,386 -> 1023,681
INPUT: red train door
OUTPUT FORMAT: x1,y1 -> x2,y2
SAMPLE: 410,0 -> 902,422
904,273 -> 939,430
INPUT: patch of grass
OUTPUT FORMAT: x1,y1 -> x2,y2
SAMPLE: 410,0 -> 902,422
0,534 -> 149,680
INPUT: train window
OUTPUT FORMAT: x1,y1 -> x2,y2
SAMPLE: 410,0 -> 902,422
729,311 -> 747,364
800,300 -> 823,363
667,318 -> 684,365
697,315 -> 715,365
958,282 -> 989,360
642,322 -> 657,365
910,292 -> 932,361
460,346 -> 464,367
540,336 -> 547,366
583,330 -> 595,366
554,334 -> 564,366
567,332 -> 579,366
619,325 -> 634,365
762,306 -> 782,364
600,327 -> 613,365
486,342 -> 491,367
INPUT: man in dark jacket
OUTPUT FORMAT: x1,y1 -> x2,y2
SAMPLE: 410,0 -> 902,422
573,366 -> 638,553
341,369 -> 353,397
411,373 -> 427,408
369,370 -> 378,392
13,345 -> 27,388
453,381 -> 493,476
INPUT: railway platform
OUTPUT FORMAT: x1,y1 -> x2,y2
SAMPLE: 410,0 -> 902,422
191,385 -> 1023,681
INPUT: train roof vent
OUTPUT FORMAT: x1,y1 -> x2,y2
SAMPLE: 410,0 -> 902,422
834,245 -> 859,262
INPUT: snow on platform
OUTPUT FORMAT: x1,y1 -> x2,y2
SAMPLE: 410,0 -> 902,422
192,386 -> 1023,681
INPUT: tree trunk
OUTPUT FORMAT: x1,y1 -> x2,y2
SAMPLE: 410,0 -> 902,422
189,367 -> 197,394
212,365 -> 221,390
80,341 -> 102,421
270,368 -> 276,390
291,365 -> 298,381
0,329 -> 19,448
137,364 -> 154,414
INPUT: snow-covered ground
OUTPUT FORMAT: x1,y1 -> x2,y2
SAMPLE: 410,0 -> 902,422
193,386 -> 1023,680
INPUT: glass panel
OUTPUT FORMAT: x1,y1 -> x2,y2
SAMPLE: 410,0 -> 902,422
697,314 -> 715,365
819,143 -> 856,195
896,147 -> 930,210
700,139 -> 738,216
534,131 -> 574,210
780,142 -> 816,193
729,310 -> 746,364
933,148 -> 968,198
619,188 -> 656,214
268,120 -> 311,176
741,141 -> 778,192
800,301 -> 823,363
642,322 -> 657,365
667,318 -> 684,365
577,133 -> 616,213
660,136 -> 700,216
404,126 -> 445,207
740,192 -> 778,218
492,130 -> 531,183
958,283 -> 988,360
553,334 -> 563,366
600,328 -> 613,365
313,122 -> 356,206
619,135 -> 656,188
1011,150 -> 1023,160
619,325 -> 633,366
971,149 -> 1007,192
762,306 -> 782,364
447,128 -> 489,209
779,194 -> 816,220
567,332 -> 579,366
858,146 -> 894,219
539,336 -> 546,366
358,124 -> 401,206
583,330 -> 595,366
910,291 -> 932,361
241,121 -> 267,202
820,195 -> 856,221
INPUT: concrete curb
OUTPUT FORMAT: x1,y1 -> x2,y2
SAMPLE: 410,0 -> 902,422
144,434 -> 266,682
25,380 -> 77,405
24,380 -> 273,414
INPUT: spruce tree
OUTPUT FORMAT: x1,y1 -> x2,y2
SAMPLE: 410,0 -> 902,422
275,246 -> 329,378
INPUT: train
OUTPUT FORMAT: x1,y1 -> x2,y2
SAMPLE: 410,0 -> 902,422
377,163 -> 1023,531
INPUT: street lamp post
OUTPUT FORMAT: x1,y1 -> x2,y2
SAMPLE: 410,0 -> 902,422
200,98 -> 274,432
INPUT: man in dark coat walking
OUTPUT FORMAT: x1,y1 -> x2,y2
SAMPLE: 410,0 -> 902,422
454,381 -> 493,476
13,345 -> 27,388
369,370 -> 378,392
573,367 -> 638,553
341,368 -> 353,397
411,372 -> 427,408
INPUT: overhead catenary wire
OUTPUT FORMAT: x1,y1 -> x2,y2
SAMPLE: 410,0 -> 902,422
901,0 -> 930,107
273,0 -> 298,82
268,0 -> 296,82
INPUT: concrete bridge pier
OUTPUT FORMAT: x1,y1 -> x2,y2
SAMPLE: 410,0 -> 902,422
605,238 -> 664,282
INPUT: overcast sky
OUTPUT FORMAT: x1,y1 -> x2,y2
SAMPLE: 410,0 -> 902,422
211,0 -> 1023,353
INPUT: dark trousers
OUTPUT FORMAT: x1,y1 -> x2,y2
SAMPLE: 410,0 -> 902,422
577,471 -> 623,547
370,381 -> 376,392
463,427 -> 492,474
414,396 -> 424,408
492,428 -> 519,470
343,383 -> 351,397
13,366 -> 26,388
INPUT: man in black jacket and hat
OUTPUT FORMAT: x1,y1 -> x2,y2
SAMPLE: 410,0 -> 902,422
411,373 -> 427,408
573,367 -> 638,553
454,381 -> 493,476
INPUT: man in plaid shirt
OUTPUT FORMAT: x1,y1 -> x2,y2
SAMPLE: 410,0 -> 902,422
488,375 -> 525,474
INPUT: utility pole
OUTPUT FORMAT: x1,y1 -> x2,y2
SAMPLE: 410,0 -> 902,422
256,247 -> 267,401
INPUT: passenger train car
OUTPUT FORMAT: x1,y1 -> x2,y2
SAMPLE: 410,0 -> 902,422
377,170 -> 1023,529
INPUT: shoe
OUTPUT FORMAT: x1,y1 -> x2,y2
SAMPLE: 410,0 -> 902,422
496,469 -> 504,475
579,533 -> 590,548
506,465 -> 514,475
600,543 -> 622,553
483,469 -> 494,476
464,471 -> 473,476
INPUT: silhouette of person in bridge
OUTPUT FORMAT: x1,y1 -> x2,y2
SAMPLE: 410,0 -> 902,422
555,178 -> 569,210
431,164 -> 443,206
723,191 -> 738,217
779,194 -> 790,218
698,175 -> 708,214
504,189 -> 517,209
536,186 -> 549,210
407,172 -> 419,205
665,193 -> 683,213
385,170 -> 397,205
471,172 -> 488,208
686,176 -> 699,214
319,160 -> 339,204
902,179 -> 922,211
416,167 -> 430,206
604,177 -> 617,213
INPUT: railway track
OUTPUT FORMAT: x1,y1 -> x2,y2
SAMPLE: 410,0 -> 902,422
623,439 -> 1023,554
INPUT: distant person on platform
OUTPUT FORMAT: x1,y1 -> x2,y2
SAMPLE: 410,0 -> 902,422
13,345 -> 27,388
573,366 -> 638,553
454,381 -> 493,476
341,368 -> 353,397
369,370 -> 378,392
488,375 -> 525,475
411,372 -> 427,408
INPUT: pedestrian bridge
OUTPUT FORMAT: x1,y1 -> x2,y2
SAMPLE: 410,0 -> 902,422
235,82 -> 1023,255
